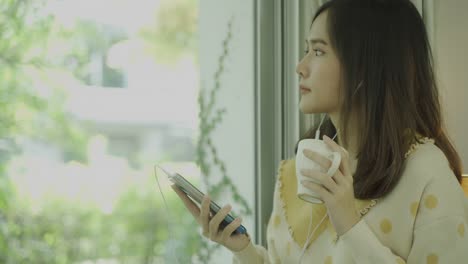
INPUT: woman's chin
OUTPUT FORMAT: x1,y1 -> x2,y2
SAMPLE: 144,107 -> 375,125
299,99 -> 333,114
299,102 -> 319,114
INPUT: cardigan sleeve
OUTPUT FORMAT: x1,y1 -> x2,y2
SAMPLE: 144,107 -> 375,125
339,215 -> 468,263
339,163 -> 468,263
231,241 -> 274,264
406,215 -> 468,263
231,211 -> 282,264
231,161 -> 287,264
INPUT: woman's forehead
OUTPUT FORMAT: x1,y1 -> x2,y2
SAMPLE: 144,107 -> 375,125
308,11 -> 330,43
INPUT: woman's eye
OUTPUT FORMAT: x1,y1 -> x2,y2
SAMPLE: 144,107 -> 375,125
313,49 -> 324,56
304,48 -> 324,56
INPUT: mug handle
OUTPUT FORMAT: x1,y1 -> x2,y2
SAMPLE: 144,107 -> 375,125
326,152 -> 341,176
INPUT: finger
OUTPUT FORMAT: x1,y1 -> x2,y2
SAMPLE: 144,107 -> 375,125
331,170 -> 346,185
221,217 -> 242,241
302,149 -> 332,170
323,135 -> 351,177
200,195 -> 211,237
300,169 -> 338,192
209,204 -> 232,240
301,180 -> 332,202
342,153 -> 351,179
171,185 -> 201,219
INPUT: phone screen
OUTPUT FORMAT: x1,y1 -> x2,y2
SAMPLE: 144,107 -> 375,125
156,166 -> 247,235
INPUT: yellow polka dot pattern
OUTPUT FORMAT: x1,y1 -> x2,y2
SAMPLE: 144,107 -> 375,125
324,256 -> 333,264
424,195 -> 438,209
273,215 -> 281,228
396,257 -> 406,264
380,219 -> 393,234
410,202 -> 419,217
459,223 -> 465,238
427,254 -> 438,264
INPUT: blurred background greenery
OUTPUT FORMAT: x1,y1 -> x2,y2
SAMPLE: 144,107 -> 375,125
0,0 -> 202,263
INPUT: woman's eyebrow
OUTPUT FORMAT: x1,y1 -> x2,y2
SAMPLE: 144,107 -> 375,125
306,38 -> 328,45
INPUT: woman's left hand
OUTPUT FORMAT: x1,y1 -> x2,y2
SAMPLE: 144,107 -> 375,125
300,135 -> 361,236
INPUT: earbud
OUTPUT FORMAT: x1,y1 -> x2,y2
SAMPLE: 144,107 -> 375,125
315,114 -> 326,139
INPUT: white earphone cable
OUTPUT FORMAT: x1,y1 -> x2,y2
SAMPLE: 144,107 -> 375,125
299,126 -> 337,263
154,166 -> 181,264
298,210 -> 329,263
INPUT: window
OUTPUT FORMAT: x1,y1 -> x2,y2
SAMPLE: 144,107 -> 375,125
1,0 -> 205,262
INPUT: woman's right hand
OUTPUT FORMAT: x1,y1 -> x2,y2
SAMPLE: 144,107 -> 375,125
171,185 -> 251,252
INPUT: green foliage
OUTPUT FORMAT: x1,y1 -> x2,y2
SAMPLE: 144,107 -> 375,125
0,0 -> 251,263
0,0 -> 89,162
139,0 -> 198,64
1,178 -> 202,263
195,18 -> 253,263
0,0 -> 89,260
0,0 -> 53,68
0,0 -> 52,138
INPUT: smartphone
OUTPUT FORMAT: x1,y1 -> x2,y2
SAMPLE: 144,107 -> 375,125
157,166 -> 247,235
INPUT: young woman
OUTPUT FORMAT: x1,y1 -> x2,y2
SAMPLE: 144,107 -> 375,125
172,0 -> 468,263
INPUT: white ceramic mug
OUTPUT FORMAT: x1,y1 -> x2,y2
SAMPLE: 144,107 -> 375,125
296,139 -> 341,203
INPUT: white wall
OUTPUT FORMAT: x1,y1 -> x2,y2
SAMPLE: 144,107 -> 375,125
434,0 -> 468,173
199,0 -> 256,262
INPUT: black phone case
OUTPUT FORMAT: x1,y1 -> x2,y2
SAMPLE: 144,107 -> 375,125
155,165 -> 247,236
176,184 -> 247,235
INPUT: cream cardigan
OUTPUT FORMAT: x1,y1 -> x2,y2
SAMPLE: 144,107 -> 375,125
232,141 -> 468,263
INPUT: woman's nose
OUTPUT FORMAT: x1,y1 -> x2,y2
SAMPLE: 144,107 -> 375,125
296,58 -> 308,79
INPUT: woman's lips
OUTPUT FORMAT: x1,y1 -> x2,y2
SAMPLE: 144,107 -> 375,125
300,85 -> 311,94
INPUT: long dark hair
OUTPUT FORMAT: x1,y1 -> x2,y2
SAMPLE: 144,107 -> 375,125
295,0 -> 463,199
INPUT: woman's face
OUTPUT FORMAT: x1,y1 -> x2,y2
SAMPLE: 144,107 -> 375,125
296,11 -> 342,115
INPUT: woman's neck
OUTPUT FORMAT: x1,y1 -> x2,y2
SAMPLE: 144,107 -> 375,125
329,112 -> 359,161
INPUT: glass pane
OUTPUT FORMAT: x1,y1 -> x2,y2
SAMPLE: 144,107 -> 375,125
196,0 -> 257,261
0,0 -> 204,262
1,0 -> 257,262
